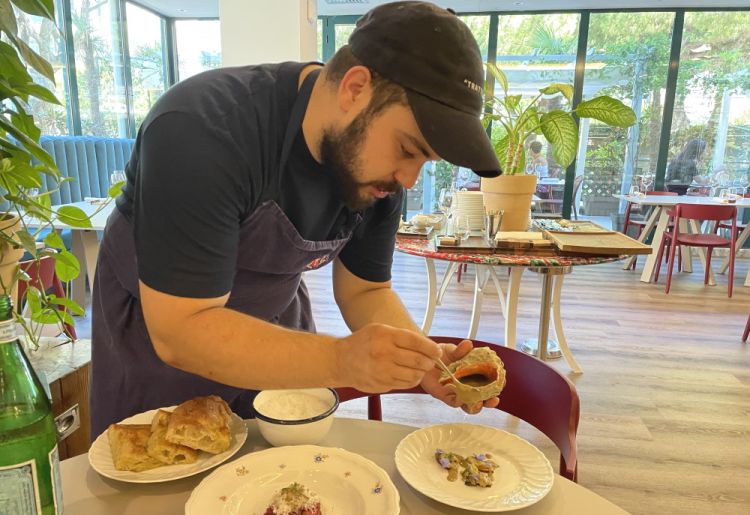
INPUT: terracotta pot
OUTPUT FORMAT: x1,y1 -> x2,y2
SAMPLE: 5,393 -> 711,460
0,213 -> 25,302
480,175 -> 538,231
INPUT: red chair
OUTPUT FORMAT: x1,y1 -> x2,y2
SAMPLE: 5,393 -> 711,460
17,254 -> 77,339
743,314 -> 749,343
336,336 -> 580,481
654,204 -> 737,297
623,191 -> 678,237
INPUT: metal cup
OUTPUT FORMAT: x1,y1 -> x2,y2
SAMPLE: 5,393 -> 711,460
484,210 -> 504,251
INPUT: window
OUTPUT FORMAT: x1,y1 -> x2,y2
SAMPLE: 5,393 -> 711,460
14,4 -> 69,135
126,2 -> 166,130
577,12 -> 674,220
493,13 -> 580,217
668,11 -> 750,193
175,20 -> 221,81
70,0 -> 128,137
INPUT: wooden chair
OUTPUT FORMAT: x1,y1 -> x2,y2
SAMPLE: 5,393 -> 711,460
743,314 -> 749,343
336,336 -> 580,481
654,204 -> 737,297
17,254 -> 77,339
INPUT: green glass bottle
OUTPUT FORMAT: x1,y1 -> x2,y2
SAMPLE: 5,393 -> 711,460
0,294 -> 63,514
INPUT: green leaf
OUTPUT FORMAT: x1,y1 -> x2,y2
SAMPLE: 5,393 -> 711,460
108,182 -> 123,198
0,41 -> 33,86
10,103 -> 41,143
0,0 -> 18,36
47,295 -> 84,316
575,96 -> 637,128
56,205 -> 92,228
54,249 -> 80,282
6,32 -> 55,82
15,229 -> 37,254
494,134 -> 510,172
25,285 -> 42,312
43,230 -> 64,250
0,117 -> 56,169
505,95 -> 522,110
32,308 -> 74,327
517,107 -> 540,134
10,0 -> 54,20
485,62 -> 508,94
540,110 -> 579,168
25,83 -> 60,104
540,83 -> 574,103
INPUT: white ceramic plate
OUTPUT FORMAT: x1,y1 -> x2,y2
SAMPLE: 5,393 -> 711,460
89,406 -> 248,483
395,423 -> 553,512
185,445 -> 400,515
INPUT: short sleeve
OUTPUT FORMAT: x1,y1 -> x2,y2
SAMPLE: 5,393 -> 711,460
134,112 -> 249,298
337,189 -> 403,283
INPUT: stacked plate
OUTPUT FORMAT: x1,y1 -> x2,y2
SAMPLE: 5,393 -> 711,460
453,191 -> 486,230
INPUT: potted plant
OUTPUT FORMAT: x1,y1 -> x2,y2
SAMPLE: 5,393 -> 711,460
0,0 -> 119,346
481,63 -> 637,230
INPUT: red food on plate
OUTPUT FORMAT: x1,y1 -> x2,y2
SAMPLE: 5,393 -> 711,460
264,483 -> 322,515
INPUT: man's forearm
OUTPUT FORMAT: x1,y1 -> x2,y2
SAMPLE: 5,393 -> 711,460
149,307 -> 341,390
338,286 -> 421,333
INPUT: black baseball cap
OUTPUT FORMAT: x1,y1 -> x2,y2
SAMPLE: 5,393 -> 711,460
349,1 -> 502,177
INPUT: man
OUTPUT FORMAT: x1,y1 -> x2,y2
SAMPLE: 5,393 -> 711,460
90,1 -> 502,437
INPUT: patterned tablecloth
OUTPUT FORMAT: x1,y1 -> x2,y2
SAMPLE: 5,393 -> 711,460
395,235 -> 625,268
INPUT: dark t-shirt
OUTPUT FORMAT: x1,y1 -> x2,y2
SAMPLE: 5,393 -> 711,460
116,62 -> 403,298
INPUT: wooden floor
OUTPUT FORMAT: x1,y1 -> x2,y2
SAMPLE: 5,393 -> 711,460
75,254 -> 750,514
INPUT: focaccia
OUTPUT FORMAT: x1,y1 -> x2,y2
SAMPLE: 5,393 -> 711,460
107,423 -> 163,472
165,395 -> 232,454
147,409 -> 198,465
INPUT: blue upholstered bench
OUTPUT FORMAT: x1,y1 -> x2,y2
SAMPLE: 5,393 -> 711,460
38,136 -> 135,203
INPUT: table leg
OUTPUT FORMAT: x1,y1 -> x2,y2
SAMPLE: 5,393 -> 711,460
502,268 -> 522,349
624,206 -> 660,270
719,224 -> 750,275
467,266 -> 490,339
522,267 -> 572,363
551,273 -> 582,374
640,208 -> 670,283
688,220 -> 716,286
69,230 -> 100,310
421,258 -> 437,334
436,261 -> 460,305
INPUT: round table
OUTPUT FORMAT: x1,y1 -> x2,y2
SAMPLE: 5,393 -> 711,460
61,418 -> 628,514
396,236 -> 623,373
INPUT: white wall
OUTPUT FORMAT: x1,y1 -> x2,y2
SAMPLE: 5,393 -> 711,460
219,0 -> 317,66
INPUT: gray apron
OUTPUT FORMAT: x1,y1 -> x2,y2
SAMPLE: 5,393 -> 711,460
90,69 -> 361,438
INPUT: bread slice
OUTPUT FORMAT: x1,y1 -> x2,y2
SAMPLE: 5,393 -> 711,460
165,395 -> 232,454
107,424 -> 163,472
147,409 -> 198,465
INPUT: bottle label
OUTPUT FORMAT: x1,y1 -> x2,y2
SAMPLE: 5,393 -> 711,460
49,446 -> 64,514
0,319 -> 17,344
0,459 -> 42,515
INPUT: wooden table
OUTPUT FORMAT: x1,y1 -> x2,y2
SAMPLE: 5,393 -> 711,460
61,418 -> 629,514
25,200 -> 115,307
614,195 -> 750,286
396,236 -> 623,374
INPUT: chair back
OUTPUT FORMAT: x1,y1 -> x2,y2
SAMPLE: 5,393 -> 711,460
18,255 -> 56,300
674,203 -> 737,223
336,336 -> 580,481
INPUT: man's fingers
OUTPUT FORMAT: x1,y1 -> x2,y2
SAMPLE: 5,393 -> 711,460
446,339 -> 473,362
393,330 -> 442,360
392,348 -> 436,373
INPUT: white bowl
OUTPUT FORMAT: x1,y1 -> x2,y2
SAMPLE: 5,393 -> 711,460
252,388 -> 339,447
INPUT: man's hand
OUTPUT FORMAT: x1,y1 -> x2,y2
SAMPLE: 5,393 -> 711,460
335,323 -> 442,393
420,339 -> 501,414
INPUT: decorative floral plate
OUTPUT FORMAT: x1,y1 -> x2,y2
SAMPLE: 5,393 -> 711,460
185,445 -> 400,514
395,423 -> 553,512
88,406 -> 248,483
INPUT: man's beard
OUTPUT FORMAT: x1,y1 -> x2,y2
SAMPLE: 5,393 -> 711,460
319,110 -> 400,211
